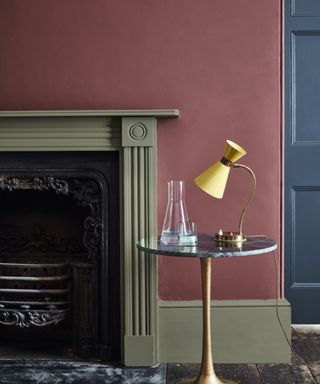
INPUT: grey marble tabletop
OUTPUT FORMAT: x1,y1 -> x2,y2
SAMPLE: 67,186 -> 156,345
137,234 -> 277,258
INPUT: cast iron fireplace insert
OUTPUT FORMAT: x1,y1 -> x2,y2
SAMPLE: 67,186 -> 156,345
0,151 -> 120,361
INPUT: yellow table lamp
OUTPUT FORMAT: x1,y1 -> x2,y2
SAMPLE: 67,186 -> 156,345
194,140 -> 256,244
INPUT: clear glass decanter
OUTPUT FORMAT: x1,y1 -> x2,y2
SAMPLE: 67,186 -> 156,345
160,180 -> 190,245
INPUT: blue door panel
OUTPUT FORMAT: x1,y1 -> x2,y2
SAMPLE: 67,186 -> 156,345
293,33 -> 320,143
292,188 -> 320,285
285,0 -> 320,323
292,0 -> 320,17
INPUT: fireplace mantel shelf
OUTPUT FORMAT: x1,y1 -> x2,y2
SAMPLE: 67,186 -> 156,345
0,109 -> 180,118
0,109 -> 179,152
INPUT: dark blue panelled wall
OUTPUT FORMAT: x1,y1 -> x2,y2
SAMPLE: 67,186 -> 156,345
285,0 -> 320,323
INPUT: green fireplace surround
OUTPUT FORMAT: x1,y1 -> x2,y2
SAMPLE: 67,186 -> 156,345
0,110 -> 290,366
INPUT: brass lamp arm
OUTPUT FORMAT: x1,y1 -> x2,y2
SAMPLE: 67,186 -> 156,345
232,163 -> 257,235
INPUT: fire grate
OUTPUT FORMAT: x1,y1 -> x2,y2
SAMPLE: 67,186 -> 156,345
0,169 -> 118,359
0,262 -> 71,328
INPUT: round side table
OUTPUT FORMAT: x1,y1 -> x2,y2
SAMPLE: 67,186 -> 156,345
137,233 -> 277,384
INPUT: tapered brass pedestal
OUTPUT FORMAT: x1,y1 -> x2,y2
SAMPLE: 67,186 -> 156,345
179,258 -> 235,384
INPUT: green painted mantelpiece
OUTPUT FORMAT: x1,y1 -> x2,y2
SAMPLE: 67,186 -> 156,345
0,109 -> 179,366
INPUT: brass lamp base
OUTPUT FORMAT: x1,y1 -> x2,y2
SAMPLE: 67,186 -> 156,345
214,231 -> 246,244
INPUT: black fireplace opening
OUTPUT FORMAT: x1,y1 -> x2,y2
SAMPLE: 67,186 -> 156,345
0,152 -> 120,361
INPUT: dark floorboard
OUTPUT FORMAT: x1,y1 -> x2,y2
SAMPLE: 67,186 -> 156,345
257,356 -> 317,384
167,329 -> 320,384
1,330 -> 320,383
215,364 -> 262,383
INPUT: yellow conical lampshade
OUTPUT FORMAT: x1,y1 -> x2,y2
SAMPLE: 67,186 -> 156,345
224,140 -> 247,163
194,161 -> 230,199
194,140 -> 247,199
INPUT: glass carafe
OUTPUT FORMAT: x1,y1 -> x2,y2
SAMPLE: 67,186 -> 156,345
160,180 -> 189,245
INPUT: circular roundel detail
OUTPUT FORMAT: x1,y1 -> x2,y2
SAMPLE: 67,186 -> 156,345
129,123 -> 147,141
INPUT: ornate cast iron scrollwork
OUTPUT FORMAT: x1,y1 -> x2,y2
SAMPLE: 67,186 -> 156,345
71,180 -> 102,262
0,176 -> 69,194
0,175 -> 101,335
83,217 -> 101,262
0,230 -> 84,254
0,176 -> 101,262
0,304 -> 69,328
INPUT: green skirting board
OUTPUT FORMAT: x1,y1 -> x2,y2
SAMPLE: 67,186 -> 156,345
158,299 -> 291,364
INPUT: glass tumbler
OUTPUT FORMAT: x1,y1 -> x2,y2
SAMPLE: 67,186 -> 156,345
178,220 -> 198,245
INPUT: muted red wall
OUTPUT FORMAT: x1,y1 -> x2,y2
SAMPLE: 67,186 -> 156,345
0,0 -> 281,300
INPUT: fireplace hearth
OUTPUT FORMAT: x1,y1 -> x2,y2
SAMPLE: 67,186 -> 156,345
0,152 -> 120,361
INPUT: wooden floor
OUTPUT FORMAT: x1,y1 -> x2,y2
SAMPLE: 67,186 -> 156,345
167,329 -> 320,383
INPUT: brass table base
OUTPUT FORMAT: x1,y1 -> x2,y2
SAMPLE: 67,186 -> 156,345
178,379 -> 237,384
178,258 -> 234,384
178,378 -> 237,384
